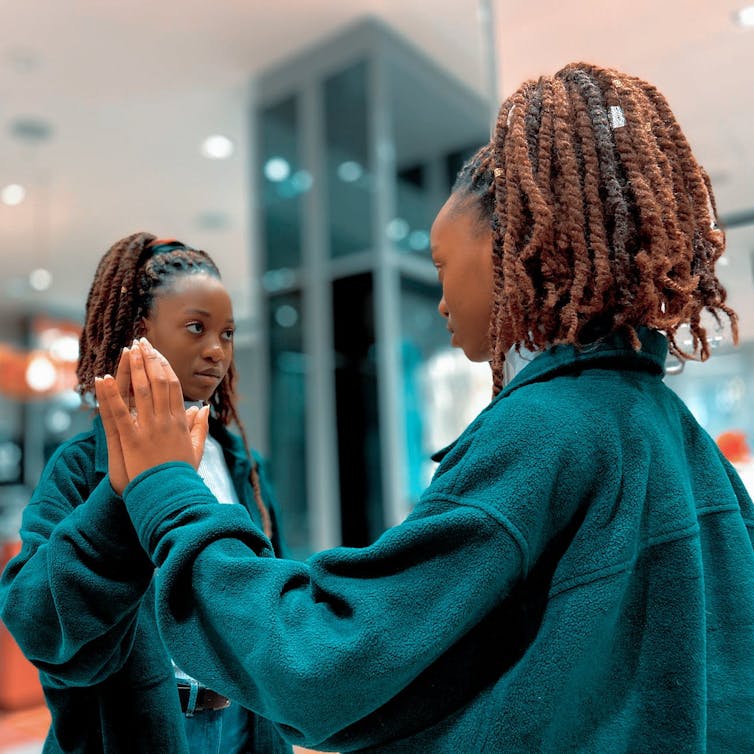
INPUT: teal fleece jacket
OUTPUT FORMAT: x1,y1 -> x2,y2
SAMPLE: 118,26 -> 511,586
0,416 -> 292,754
8,329 -> 754,752
115,329 -> 754,752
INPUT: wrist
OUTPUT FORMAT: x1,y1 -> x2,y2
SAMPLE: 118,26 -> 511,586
107,474 -> 125,497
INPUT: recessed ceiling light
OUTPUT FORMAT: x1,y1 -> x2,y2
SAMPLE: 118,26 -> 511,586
274,304 -> 299,328
29,268 -> 52,291
337,161 -> 363,183
386,218 -> 410,242
48,334 -> 79,362
291,170 -> 313,193
200,134 -> 234,160
1,184 -> 26,206
734,5 -> 754,27
25,355 -> 56,392
264,157 -> 290,182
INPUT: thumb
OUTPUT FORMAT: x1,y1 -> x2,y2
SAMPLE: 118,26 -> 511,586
190,405 -> 210,469
185,405 -> 200,430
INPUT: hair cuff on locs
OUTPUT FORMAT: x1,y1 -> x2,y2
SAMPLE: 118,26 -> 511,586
609,105 -> 626,129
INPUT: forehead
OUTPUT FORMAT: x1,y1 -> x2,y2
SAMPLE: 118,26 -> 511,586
430,194 -> 484,250
154,273 -> 232,312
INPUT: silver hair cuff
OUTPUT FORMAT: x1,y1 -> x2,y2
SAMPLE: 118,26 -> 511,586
609,105 -> 626,129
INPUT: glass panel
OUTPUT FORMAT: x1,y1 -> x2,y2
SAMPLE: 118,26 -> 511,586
267,291 -> 309,559
388,142 -> 484,258
667,341 -> 754,445
399,277 -> 493,511
667,340 -> 754,498
386,53 -> 488,259
391,163 -> 434,257
259,96 -> 305,271
332,273 -> 383,545
445,142 -> 487,193
324,61 -> 374,258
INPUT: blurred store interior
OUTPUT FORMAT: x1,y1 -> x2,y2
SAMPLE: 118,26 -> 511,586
0,1 -> 753,748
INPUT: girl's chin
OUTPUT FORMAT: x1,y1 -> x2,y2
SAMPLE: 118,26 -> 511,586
183,392 -> 211,404
461,345 -> 493,363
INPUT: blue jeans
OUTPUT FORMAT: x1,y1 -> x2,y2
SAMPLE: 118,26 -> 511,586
183,703 -> 248,754
184,708 -> 224,754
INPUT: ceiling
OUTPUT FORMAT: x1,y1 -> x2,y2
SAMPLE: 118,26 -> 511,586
1,0 -> 752,338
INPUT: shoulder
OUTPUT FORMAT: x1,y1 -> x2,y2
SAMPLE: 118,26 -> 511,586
42,425 -> 98,477
485,377 -> 610,461
32,423 -> 99,503
428,376 -> 614,503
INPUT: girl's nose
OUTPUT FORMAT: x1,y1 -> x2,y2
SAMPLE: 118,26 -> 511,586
204,339 -> 224,361
438,296 -> 449,319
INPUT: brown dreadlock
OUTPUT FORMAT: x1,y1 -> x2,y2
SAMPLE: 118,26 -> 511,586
452,62 -> 738,396
76,231 -> 272,538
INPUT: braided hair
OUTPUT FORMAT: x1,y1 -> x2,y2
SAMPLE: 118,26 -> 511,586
452,62 -> 738,395
76,232 -> 272,538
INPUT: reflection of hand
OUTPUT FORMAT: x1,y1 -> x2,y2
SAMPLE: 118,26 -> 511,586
95,338 -> 209,484
184,404 -> 207,469
102,347 -> 133,495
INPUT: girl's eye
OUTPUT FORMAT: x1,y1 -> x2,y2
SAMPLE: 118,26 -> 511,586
222,329 -> 235,342
187,322 -> 203,334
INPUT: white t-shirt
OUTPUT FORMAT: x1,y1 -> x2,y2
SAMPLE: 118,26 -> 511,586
174,404 -> 240,692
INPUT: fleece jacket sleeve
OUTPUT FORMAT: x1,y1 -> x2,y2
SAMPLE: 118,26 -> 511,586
0,440 -> 154,686
121,393 -> 597,751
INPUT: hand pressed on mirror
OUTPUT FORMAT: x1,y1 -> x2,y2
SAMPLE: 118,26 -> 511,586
94,339 -> 209,486
102,346 -> 133,495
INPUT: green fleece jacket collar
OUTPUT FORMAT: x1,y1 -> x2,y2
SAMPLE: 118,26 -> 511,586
501,326 -> 667,398
433,328 -> 667,463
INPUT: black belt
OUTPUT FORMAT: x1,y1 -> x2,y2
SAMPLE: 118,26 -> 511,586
177,683 -> 231,714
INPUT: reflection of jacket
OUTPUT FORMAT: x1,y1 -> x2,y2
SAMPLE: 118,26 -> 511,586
120,330 -> 752,752
0,415 -> 292,754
